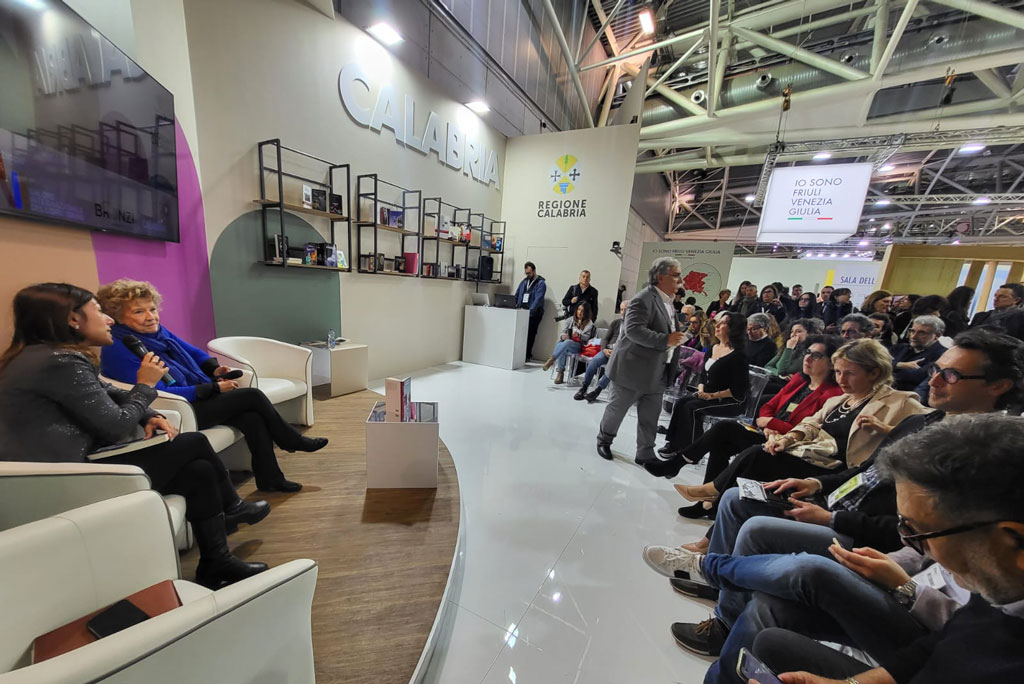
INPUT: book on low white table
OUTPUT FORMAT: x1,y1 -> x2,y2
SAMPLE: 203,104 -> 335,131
365,401 -> 438,488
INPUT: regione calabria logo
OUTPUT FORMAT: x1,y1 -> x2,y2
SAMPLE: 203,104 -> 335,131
550,154 -> 582,195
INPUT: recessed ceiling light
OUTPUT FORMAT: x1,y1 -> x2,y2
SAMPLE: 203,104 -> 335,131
883,222 -> 892,230
813,152 -> 832,160
959,142 -> 986,154
465,100 -> 490,114
858,239 -> 869,246
817,252 -> 825,257
842,253 -> 851,258
638,8 -> 655,34
367,22 -> 403,46
879,164 -> 896,172
869,218 -> 876,222
830,252 -> 838,258
973,196 -> 992,205
744,194 -> 756,202
876,199 -> 891,206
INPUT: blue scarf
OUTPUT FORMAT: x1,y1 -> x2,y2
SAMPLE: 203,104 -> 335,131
109,323 -> 209,386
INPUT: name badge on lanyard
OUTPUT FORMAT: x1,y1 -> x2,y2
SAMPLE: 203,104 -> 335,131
827,473 -> 865,508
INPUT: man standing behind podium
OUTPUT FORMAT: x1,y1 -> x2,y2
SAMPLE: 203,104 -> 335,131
597,258 -> 685,462
514,262 -> 547,361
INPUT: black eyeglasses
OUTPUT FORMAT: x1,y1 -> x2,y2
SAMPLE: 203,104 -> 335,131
897,514 -> 1001,554
928,366 -> 987,384
805,351 -> 828,361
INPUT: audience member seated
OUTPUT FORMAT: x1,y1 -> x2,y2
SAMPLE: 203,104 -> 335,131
860,289 -> 894,315
839,312 -> 873,341
96,279 -> 324,493
971,282 -> 1024,340
822,287 -> 853,328
898,294 -> 946,341
707,289 -> 731,316
682,310 -> 709,352
891,315 -> 945,391
543,301 -> 595,384
745,313 -> 778,367
575,300 -> 624,402
754,413 -> 1024,684
869,312 -> 896,349
791,291 -> 821,321
648,329 -> 1022,675
671,338 -> 927,523
646,313 -> 749,467
731,283 -> 759,317
645,335 -> 842,503
817,286 -> 834,305
892,293 -> 918,337
764,319 -> 824,379
0,283 -> 270,589
942,285 -> 974,337
753,286 -> 787,323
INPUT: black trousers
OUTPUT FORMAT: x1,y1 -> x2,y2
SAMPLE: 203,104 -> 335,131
681,420 -> 766,485
753,628 -> 868,680
193,387 -> 299,487
106,432 -> 238,522
712,443 -> 835,493
666,395 -> 743,452
526,313 -> 543,360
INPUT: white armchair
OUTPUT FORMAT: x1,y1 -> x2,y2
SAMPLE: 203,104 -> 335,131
0,490 -> 317,684
0,461 -> 192,552
208,337 -> 314,427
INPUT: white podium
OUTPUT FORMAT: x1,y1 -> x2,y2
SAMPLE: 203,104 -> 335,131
365,401 -> 439,488
462,305 -> 528,370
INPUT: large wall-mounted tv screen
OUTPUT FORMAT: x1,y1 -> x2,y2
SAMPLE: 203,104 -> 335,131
0,0 -> 178,242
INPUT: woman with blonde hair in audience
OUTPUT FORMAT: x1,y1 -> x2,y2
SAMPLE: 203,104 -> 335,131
97,279 -> 327,493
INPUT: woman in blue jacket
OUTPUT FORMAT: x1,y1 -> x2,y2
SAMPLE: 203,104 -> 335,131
98,279 -> 327,492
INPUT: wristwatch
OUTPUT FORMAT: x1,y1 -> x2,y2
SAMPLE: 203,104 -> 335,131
891,578 -> 918,608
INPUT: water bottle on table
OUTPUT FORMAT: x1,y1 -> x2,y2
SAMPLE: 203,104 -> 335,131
327,328 -> 337,349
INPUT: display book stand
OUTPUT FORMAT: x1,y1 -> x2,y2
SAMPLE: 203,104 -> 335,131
254,138 -> 352,272
466,213 -> 505,284
365,377 -> 438,488
421,197 -> 471,280
355,174 -> 422,277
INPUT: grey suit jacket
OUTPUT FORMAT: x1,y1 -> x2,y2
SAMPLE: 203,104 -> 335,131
0,346 -> 158,463
606,285 -> 681,393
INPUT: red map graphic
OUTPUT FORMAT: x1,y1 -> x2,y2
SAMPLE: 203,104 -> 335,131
683,270 -> 709,295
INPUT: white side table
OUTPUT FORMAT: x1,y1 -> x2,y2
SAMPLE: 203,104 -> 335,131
302,340 -> 368,397
365,401 -> 439,488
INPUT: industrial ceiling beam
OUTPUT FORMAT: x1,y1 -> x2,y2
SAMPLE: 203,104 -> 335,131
730,25 -> 870,81
645,34 -> 705,97
579,0 -> 626,60
930,0 -> 1024,30
623,61 -> 707,116
870,0 -> 890,73
540,0 -> 595,128
707,0 -> 722,116
975,69 -> 1013,99
872,0 -> 919,80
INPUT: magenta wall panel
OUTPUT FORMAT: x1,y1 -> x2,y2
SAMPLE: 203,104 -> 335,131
92,120 -> 217,346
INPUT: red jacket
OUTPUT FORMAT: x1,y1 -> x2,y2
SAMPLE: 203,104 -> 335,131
759,375 -> 843,434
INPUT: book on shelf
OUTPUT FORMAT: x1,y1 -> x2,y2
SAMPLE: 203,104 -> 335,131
494,236 -> 503,251
302,184 -> 313,209
384,376 -> 412,422
402,251 -> 418,274
382,257 -> 395,273
376,253 -> 385,271
304,243 -> 319,265
311,189 -> 327,212
286,257 -> 303,265
337,250 -> 349,269
324,243 -> 338,267
482,234 -> 493,249
394,256 -> 406,272
266,234 -> 288,261
359,254 -> 375,272
388,209 -> 404,229
329,193 -> 344,215
439,216 -> 452,240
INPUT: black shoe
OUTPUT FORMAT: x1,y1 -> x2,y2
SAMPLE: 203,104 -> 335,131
645,457 -> 685,478
657,445 -> 679,458
670,577 -> 720,601
657,425 -> 668,435
671,617 -> 729,657
597,443 -> 613,460
224,499 -> 271,534
677,502 -> 712,519
634,454 -> 662,467
193,514 -> 269,589
289,436 -> 328,453
257,479 -> 303,493
574,389 -> 587,401
585,388 -> 602,403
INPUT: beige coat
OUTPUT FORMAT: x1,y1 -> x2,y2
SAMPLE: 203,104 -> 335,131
785,385 -> 931,469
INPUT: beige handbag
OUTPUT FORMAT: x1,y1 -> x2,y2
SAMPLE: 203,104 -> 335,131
785,431 -> 843,469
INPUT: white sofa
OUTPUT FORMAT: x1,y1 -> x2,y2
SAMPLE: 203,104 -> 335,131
0,490 -> 317,684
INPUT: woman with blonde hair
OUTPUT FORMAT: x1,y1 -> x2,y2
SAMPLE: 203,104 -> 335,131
97,279 -> 327,493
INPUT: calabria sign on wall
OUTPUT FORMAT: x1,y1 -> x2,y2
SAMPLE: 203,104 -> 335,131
538,153 -> 587,218
338,62 -> 501,189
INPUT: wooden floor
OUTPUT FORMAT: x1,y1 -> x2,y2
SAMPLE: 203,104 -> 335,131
179,389 -> 460,684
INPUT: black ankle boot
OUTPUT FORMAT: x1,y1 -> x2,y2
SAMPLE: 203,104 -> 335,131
585,387 -> 602,403
193,514 -> 268,589
224,499 -> 271,534
285,436 -> 328,453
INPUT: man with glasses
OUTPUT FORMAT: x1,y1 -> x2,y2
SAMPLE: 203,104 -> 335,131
596,257 -> 684,462
891,315 -> 946,391
839,313 -> 873,341
657,328 -> 1023,679
754,412 -> 1024,684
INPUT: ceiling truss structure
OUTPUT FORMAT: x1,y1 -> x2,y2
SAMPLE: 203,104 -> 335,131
572,0 -> 1024,251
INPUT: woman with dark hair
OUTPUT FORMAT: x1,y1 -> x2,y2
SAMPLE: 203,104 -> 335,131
543,300 -> 595,384
891,294 -> 919,336
943,285 -> 975,337
0,283 -> 270,589
860,290 -> 894,315
97,279 -> 326,493
707,289 -> 731,316
793,292 -> 821,321
656,313 -> 750,460
868,312 -> 896,349
822,287 -> 854,328
764,318 -> 824,378
753,285 -> 787,323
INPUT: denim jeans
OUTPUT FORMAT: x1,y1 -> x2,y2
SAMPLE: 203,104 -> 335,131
700,552 -> 926,684
552,339 -> 582,371
582,352 -> 610,389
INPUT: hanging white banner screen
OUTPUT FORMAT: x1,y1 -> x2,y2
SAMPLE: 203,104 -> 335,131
757,162 -> 873,245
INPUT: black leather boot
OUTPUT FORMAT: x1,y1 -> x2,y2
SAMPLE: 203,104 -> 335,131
283,436 -> 328,453
193,514 -> 269,589
224,499 -> 271,534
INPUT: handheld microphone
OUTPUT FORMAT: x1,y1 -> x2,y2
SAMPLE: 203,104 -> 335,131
121,335 -> 175,386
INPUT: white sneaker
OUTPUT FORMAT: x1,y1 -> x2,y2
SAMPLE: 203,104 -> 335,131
642,545 -> 704,579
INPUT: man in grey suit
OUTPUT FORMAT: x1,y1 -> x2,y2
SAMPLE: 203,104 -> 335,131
597,258 -> 685,461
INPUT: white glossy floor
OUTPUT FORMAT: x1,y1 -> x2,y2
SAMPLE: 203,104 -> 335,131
373,361 -> 717,684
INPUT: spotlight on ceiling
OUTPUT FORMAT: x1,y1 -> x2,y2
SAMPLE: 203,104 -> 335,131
883,222 -> 892,231
367,22 -> 403,46
465,100 -> 490,114
858,239 -> 870,246
813,152 -> 832,161
973,196 -> 992,205
959,142 -> 986,154
879,164 -> 896,172
744,194 -> 756,202
638,8 -> 655,34
876,199 -> 891,206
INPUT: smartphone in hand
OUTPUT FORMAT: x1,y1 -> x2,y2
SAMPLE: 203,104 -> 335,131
737,648 -> 785,684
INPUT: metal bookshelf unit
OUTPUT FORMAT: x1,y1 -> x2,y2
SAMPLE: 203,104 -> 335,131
355,174 -> 422,277
421,197 -> 471,280
255,138 -> 352,272
466,213 -> 506,283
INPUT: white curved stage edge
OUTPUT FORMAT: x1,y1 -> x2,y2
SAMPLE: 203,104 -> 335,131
375,362 -> 717,684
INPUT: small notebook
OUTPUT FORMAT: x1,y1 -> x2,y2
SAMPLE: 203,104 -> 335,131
88,433 -> 169,461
